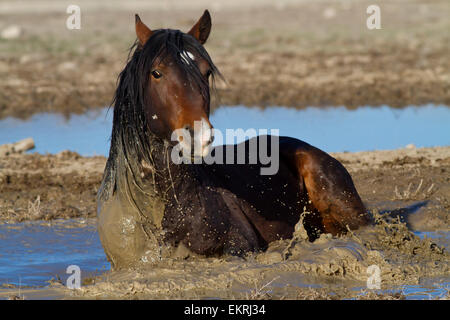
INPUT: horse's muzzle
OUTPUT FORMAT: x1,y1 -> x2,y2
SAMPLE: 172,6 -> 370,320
175,117 -> 214,160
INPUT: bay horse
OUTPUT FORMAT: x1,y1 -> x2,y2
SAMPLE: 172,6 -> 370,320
97,10 -> 371,269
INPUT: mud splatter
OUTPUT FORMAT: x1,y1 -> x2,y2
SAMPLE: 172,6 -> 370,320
67,211 -> 448,299
0,147 -> 448,299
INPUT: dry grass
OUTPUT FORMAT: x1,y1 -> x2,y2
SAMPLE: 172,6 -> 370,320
393,179 -> 436,201
245,276 -> 280,300
27,195 -> 41,218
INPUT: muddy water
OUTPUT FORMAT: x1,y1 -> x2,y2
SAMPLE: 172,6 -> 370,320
0,216 -> 448,299
0,104 -> 449,156
0,104 -> 449,299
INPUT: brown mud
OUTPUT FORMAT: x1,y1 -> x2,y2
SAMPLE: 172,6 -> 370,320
69,218 -> 448,300
1,0 -> 449,119
0,146 -> 448,299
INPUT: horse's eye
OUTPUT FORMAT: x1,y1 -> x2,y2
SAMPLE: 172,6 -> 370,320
151,70 -> 162,79
206,70 -> 212,78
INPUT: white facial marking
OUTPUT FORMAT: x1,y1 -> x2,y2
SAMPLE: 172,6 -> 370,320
180,51 -> 195,65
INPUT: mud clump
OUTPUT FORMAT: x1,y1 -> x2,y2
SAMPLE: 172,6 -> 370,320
71,213 -> 448,299
0,152 -> 105,223
0,138 -> 35,157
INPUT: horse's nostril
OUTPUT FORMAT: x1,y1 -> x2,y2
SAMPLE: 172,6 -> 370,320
207,134 -> 214,145
183,124 -> 194,135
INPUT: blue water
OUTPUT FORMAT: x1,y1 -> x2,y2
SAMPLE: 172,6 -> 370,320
0,104 -> 448,156
0,220 -> 109,287
0,220 -> 447,299
351,280 -> 450,300
0,104 -> 448,297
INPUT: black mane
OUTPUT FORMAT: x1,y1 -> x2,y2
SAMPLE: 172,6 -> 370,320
98,29 -> 221,202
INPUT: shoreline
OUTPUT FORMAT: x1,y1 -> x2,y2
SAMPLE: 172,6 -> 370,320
0,145 -> 448,300
1,145 -> 448,231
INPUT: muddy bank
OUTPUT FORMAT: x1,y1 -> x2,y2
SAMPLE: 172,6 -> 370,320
1,0 -> 449,119
334,147 -> 450,232
1,213 -> 447,300
0,151 -> 104,222
2,46 -> 449,120
0,146 -> 449,299
1,146 -> 448,230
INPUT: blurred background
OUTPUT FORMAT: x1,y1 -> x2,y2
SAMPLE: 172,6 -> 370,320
1,0 -> 450,116
0,0 -> 449,155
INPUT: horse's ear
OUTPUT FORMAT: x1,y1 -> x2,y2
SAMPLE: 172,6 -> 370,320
188,10 -> 211,45
135,14 -> 153,46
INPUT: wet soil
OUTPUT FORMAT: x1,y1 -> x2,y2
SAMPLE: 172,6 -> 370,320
0,147 -> 448,299
0,151 -> 104,222
2,147 -> 448,229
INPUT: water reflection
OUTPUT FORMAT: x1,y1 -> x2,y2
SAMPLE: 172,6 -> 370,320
0,104 -> 448,156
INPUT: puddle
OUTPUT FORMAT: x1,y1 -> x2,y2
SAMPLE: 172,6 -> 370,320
350,278 -> 449,300
0,218 -> 447,299
0,104 -> 448,156
0,104 -> 448,299
397,277 -> 449,299
414,231 -> 450,250
0,219 -> 109,288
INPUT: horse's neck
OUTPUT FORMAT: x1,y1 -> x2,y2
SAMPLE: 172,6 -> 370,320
99,126 -> 201,212
128,135 -> 196,199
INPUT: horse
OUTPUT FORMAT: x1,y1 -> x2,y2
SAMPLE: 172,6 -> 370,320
97,10 -> 372,269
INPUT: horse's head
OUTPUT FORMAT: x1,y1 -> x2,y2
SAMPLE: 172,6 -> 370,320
130,10 -> 218,159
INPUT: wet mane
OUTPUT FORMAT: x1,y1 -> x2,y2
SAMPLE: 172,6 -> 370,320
98,29 -> 221,202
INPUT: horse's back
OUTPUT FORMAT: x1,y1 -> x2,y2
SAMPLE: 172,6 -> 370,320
206,136 -> 308,243
211,135 -> 371,238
